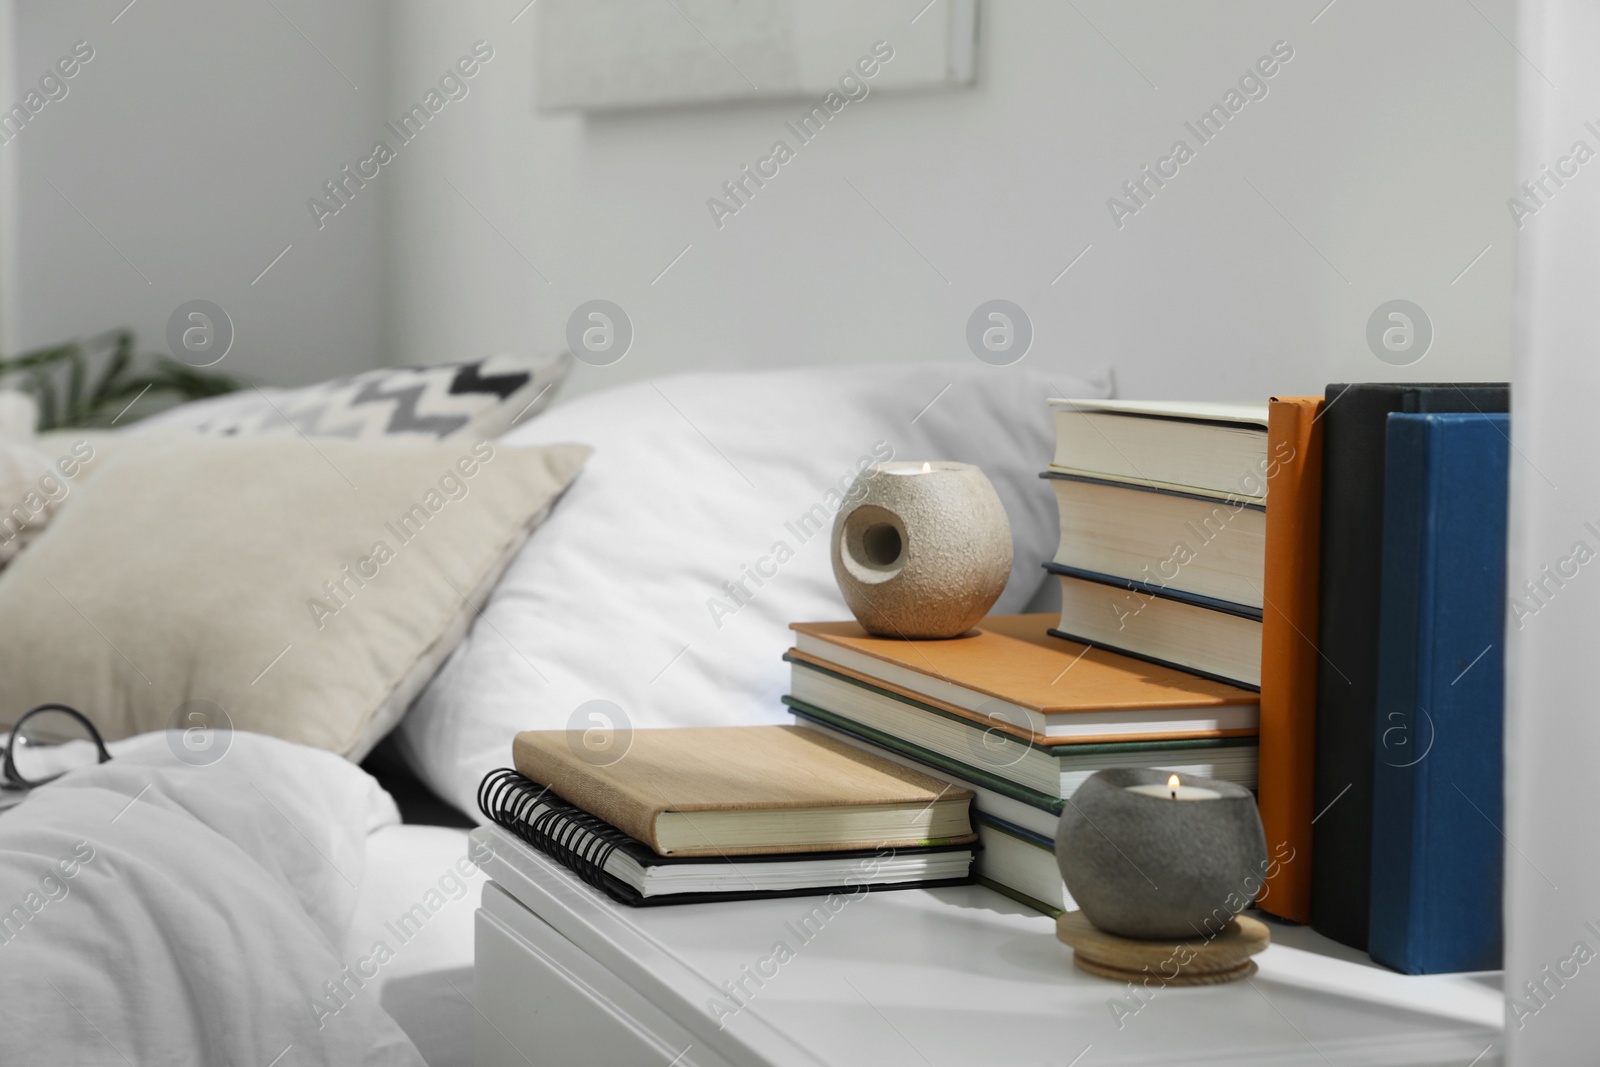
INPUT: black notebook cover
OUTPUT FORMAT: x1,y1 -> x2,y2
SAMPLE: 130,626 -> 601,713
1310,383 -> 1509,949
478,768 -> 977,908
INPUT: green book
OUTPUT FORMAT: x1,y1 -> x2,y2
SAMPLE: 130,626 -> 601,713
971,813 -> 1067,918
783,657 -> 1258,797
790,702 -> 1063,841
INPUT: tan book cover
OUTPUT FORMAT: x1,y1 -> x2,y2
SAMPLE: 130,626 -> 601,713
512,725 -> 975,857
789,613 -> 1259,744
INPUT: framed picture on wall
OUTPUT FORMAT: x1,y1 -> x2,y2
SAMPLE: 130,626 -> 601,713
536,0 -> 977,112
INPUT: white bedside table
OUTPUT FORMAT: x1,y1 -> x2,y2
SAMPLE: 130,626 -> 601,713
470,825 -> 1503,1066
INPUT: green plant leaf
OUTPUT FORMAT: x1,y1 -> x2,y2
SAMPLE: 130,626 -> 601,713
89,344 -> 133,408
2,330 -> 245,428
65,347 -> 86,426
0,342 -> 78,380
29,368 -> 59,431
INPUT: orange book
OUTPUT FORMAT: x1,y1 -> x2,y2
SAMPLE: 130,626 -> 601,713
788,613 -> 1258,745
1256,396 -> 1324,923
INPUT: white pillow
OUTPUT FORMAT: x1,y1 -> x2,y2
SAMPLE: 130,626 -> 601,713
397,361 -> 1111,814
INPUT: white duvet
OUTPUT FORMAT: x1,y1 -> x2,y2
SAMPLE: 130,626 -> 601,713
0,731 -> 426,1066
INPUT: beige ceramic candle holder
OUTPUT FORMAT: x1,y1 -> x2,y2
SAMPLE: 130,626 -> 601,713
830,461 -> 1012,639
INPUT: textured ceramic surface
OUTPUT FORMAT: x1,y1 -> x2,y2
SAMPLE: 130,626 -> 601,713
830,462 -> 1012,639
1056,767 -> 1269,940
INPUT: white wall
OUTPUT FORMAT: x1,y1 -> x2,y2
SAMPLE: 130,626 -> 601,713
2,0 -> 389,385
2,2 -> 1516,401
0,0 -> 17,344
1507,0 -> 1600,1060
388,0 -> 1514,403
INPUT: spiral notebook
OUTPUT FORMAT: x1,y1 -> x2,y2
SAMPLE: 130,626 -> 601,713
478,769 -> 978,907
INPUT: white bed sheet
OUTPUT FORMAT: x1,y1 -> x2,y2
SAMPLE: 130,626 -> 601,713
0,731 -> 491,1066
346,823 -> 482,1067
0,731 -> 426,1065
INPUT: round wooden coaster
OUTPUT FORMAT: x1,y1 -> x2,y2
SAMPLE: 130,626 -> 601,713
1055,910 -> 1269,987
1070,953 -> 1259,986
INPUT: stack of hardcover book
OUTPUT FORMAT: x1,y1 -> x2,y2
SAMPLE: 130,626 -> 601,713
1042,399 -> 1273,690
478,726 -> 980,906
783,614 -> 1260,915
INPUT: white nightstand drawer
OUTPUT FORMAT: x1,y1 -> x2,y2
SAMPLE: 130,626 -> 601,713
471,827 -> 1502,1067
475,882 -> 738,1067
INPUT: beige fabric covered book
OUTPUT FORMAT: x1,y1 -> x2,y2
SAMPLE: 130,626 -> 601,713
512,725 -> 975,857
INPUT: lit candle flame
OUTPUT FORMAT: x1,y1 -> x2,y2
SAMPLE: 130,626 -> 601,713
1168,773 -> 1180,799
921,462 -> 932,473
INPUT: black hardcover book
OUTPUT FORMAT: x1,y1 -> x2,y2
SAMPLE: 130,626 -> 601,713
477,769 -> 977,907
1310,383 -> 1509,949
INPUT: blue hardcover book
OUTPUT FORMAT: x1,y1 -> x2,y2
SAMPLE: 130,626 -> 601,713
1368,413 -> 1508,974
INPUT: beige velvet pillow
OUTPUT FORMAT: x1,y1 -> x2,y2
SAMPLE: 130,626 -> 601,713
0,433 -> 120,567
0,435 -> 589,757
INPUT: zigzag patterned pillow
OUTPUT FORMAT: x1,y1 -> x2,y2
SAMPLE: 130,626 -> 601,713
139,352 -> 571,441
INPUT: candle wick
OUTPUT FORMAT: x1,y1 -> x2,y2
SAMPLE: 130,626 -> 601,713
1170,789 -> 1176,799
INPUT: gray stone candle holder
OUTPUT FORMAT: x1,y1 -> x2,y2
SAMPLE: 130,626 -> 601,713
830,462 -> 1012,639
1056,767 -> 1268,940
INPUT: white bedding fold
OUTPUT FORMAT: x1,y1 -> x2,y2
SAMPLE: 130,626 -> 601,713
0,731 -> 424,1066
